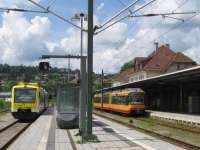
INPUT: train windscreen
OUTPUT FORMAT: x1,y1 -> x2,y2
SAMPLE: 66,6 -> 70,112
14,88 -> 36,103
128,93 -> 144,105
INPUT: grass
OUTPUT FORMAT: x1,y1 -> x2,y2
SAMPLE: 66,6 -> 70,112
94,110 -> 200,147
76,135 -> 100,144
0,99 -> 10,113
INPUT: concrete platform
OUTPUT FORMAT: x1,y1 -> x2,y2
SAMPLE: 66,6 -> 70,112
146,110 -> 200,125
0,113 -> 17,131
8,108 -> 185,150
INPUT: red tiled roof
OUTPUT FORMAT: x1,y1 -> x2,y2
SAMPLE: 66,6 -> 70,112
113,68 -> 134,83
173,52 -> 195,63
113,45 -> 197,83
143,46 -> 176,72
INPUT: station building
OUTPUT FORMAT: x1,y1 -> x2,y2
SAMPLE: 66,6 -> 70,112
113,44 -> 197,86
111,45 -> 200,114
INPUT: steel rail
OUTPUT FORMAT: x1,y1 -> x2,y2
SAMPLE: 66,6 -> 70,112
134,117 -> 200,134
0,121 -> 18,133
0,121 -> 31,149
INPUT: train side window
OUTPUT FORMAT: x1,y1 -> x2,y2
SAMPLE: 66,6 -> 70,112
112,96 -> 128,105
94,97 -> 101,103
103,94 -> 109,104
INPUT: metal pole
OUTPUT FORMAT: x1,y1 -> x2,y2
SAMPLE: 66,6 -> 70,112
87,0 -> 93,136
80,13 -> 84,57
101,69 -> 104,111
79,57 -> 86,136
79,13 -> 86,137
68,58 -> 70,82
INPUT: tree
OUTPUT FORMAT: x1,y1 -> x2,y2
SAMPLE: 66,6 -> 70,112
120,60 -> 133,73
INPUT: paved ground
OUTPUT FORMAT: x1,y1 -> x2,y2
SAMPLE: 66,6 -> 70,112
8,108 -> 185,150
147,110 -> 200,124
0,112 -> 17,131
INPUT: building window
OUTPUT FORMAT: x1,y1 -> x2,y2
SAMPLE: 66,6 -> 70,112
177,64 -> 185,70
139,75 -> 144,80
177,64 -> 180,70
140,64 -> 143,70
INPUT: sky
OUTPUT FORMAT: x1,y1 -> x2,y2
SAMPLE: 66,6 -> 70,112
0,0 -> 200,73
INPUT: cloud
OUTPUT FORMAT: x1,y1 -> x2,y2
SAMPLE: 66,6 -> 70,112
46,16 -> 128,72
96,3 -> 104,12
0,0 -> 200,74
0,12 -> 51,65
0,0 -> 41,6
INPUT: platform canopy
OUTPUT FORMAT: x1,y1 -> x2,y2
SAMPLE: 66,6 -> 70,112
100,66 -> 200,92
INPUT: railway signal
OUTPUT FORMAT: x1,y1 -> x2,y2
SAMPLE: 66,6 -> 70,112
39,61 -> 50,72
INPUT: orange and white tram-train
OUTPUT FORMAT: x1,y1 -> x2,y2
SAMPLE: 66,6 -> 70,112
93,89 -> 145,115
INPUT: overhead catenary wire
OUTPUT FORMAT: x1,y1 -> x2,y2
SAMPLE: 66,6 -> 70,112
47,0 -> 57,9
96,1 -> 196,35
115,0 -> 192,51
116,0 -> 133,14
129,11 -> 199,18
162,15 -> 184,22
151,13 -> 200,43
27,0 -> 84,31
94,15 -> 129,35
0,7 -> 48,13
95,0 -> 157,35
133,12 -> 200,52
174,0 -> 189,11
126,0 -> 190,48
100,0 -> 141,28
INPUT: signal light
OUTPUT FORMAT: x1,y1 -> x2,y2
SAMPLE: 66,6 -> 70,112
39,62 -> 50,71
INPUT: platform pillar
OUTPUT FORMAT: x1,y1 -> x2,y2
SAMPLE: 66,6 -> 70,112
79,57 -> 87,135
179,84 -> 183,112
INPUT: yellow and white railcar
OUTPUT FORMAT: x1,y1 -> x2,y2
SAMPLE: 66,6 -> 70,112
11,82 -> 47,120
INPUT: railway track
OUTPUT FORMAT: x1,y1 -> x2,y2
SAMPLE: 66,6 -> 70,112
134,117 -> 200,134
0,121 -> 31,149
94,111 -> 200,150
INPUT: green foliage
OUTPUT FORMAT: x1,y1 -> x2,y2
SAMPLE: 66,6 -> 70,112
0,64 -> 65,94
0,99 -> 10,112
120,60 -> 133,73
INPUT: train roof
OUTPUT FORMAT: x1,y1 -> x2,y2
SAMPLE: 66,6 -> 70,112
13,82 -> 41,89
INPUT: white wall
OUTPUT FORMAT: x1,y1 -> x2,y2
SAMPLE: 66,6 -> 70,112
166,63 -> 195,73
112,81 -> 122,87
129,71 -> 147,83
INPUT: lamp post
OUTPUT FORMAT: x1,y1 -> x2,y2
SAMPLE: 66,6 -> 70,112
71,13 -> 88,136
71,13 -> 88,57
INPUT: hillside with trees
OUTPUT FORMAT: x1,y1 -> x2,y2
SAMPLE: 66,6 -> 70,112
0,64 -> 71,95
120,60 -> 133,73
